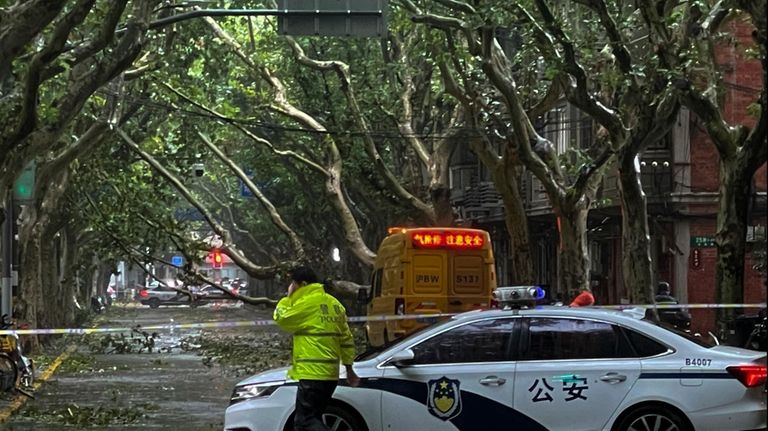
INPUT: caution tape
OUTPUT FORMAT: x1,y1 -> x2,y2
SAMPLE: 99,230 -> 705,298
0,313 -> 455,336
0,304 -> 764,336
593,303 -> 766,310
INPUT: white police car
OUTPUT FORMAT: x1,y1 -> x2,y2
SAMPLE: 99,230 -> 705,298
224,292 -> 766,431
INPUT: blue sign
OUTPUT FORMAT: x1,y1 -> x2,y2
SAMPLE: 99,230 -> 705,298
240,168 -> 254,198
171,255 -> 183,267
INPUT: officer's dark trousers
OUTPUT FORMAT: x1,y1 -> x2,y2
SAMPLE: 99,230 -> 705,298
294,379 -> 338,431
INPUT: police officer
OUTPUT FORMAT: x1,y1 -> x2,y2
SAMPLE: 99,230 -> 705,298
274,266 -> 360,431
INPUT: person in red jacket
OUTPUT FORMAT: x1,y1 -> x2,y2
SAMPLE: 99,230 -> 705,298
570,287 -> 595,307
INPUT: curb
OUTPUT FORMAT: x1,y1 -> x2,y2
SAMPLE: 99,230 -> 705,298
0,344 -> 77,423
0,313 -> 106,424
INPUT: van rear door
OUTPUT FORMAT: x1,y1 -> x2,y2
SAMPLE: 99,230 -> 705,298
449,253 -> 490,311
410,253 -> 447,312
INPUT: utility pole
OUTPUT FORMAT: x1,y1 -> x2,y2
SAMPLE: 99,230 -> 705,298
4,162 -> 36,317
1,199 -> 12,317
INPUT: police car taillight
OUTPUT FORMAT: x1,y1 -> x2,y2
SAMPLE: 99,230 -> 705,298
139,289 -> 149,298
727,365 -> 767,388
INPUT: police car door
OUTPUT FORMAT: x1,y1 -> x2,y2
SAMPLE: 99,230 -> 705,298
514,317 -> 641,431
377,317 -> 540,431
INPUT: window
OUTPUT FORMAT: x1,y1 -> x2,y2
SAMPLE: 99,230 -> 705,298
544,105 -> 569,155
410,318 -> 518,364
523,318 -> 634,360
371,269 -> 383,298
449,165 -> 477,191
622,328 -> 669,357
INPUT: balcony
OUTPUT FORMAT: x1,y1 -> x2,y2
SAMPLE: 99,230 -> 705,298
452,181 -> 505,221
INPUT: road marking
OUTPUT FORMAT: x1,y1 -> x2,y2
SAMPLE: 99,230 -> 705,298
0,314 -> 106,423
0,344 -> 77,423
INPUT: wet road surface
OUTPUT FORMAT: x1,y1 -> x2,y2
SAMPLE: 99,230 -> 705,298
4,303 -> 274,430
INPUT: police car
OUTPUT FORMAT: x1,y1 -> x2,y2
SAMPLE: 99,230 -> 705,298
224,287 -> 767,431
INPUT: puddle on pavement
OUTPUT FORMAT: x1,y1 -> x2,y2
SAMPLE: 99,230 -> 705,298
4,306 -> 278,430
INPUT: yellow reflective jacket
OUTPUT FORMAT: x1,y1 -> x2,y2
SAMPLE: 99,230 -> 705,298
273,283 -> 356,381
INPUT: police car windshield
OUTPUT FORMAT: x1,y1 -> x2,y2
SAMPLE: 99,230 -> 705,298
355,317 -> 455,361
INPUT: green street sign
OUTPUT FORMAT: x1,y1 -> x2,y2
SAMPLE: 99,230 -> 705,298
13,162 -> 36,203
690,236 -> 716,248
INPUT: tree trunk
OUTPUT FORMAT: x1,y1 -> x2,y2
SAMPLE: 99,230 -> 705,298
429,185 -> 454,226
324,156 -> 376,268
715,157 -> 751,336
429,136 -> 456,227
17,206 -> 41,350
492,162 -> 535,284
39,230 -> 58,330
95,264 -> 112,297
618,154 -> 655,305
555,201 -> 590,299
60,222 -> 77,324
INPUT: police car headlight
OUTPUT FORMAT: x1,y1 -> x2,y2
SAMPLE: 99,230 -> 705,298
230,382 -> 282,404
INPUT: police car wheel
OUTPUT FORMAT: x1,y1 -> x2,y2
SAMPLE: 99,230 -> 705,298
615,405 -> 690,431
322,405 -> 365,431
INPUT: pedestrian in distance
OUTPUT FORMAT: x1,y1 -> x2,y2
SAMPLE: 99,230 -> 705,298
274,266 -> 360,431
654,281 -> 691,329
655,281 -> 677,303
569,286 -> 595,307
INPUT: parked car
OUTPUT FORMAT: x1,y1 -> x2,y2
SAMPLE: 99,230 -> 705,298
195,283 -> 239,299
135,280 -> 199,308
224,306 -> 766,431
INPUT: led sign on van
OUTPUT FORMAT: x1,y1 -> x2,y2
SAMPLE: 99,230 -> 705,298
411,231 -> 484,249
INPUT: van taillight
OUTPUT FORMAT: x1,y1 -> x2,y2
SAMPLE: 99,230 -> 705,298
727,365 -> 767,388
395,298 -> 405,315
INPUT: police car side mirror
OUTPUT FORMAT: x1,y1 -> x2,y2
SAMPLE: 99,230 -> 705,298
387,349 -> 415,368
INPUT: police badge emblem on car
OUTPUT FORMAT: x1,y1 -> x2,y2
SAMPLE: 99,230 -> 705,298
427,376 -> 462,420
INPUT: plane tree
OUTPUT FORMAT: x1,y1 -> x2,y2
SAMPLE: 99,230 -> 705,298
152,6 -> 537,282
398,0 -> 765,307
677,2 -> 766,329
0,0 -> 160,221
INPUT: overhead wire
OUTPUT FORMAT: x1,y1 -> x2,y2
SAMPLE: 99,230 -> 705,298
98,76 -> 761,142
98,88 -> 597,141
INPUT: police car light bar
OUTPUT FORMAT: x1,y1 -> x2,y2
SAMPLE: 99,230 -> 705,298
493,286 -> 546,304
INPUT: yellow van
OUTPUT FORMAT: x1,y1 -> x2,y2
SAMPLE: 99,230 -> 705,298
365,227 -> 497,346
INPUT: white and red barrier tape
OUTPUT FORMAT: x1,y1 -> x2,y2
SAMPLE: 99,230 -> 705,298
0,303 -> 764,336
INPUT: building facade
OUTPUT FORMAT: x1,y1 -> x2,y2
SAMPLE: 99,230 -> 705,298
450,18 -> 766,332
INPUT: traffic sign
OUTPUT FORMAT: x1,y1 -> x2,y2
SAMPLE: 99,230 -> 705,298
240,169 -> 254,198
171,256 -> 183,267
13,162 -> 36,203
277,0 -> 387,37
690,236 -> 716,248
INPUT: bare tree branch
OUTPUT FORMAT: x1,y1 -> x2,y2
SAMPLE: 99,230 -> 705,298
283,36 -> 436,222
197,131 -> 306,258
161,81 -> 329,175
117,127 -> 281,279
